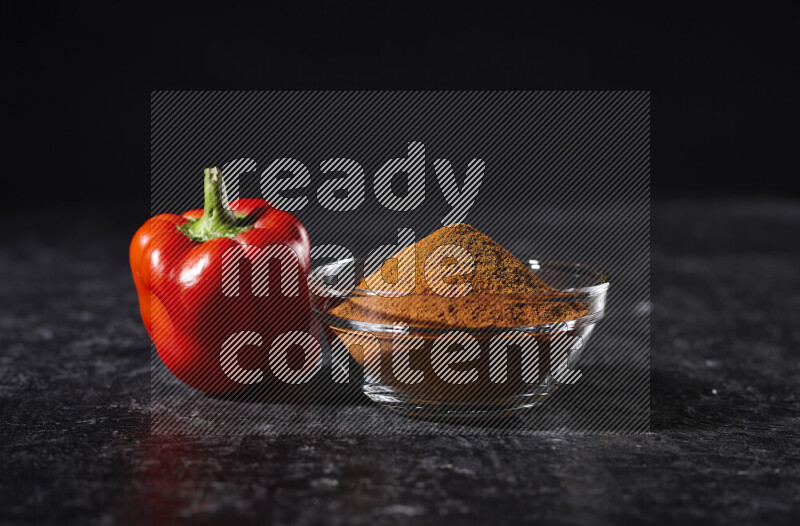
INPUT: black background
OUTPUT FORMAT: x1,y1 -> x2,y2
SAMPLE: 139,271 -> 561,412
14,5 -> 797,235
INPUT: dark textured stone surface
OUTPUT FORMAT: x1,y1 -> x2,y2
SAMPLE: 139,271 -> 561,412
1,200 -> 799,525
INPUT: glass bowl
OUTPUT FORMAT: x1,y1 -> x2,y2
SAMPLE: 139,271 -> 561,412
308,258 -> 609,420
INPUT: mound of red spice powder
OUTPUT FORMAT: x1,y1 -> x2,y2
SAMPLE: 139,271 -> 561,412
330,224 -> 588,328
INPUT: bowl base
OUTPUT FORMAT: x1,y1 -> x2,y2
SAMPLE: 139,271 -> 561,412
363,382 -> 558,422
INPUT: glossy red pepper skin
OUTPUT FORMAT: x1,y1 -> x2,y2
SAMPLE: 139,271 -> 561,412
130,196 -> 313,395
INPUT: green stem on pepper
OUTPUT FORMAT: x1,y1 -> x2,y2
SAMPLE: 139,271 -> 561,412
178,167 -> 256,242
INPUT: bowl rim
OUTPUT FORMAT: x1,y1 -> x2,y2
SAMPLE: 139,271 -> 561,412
308,258 -> 609,335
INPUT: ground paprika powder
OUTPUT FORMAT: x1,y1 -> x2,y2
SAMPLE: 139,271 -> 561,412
323,224 -> 590,407
331,223 -> 588,327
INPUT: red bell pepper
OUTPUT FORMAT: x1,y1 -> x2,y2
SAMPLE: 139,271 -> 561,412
130,168 -> 313,394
